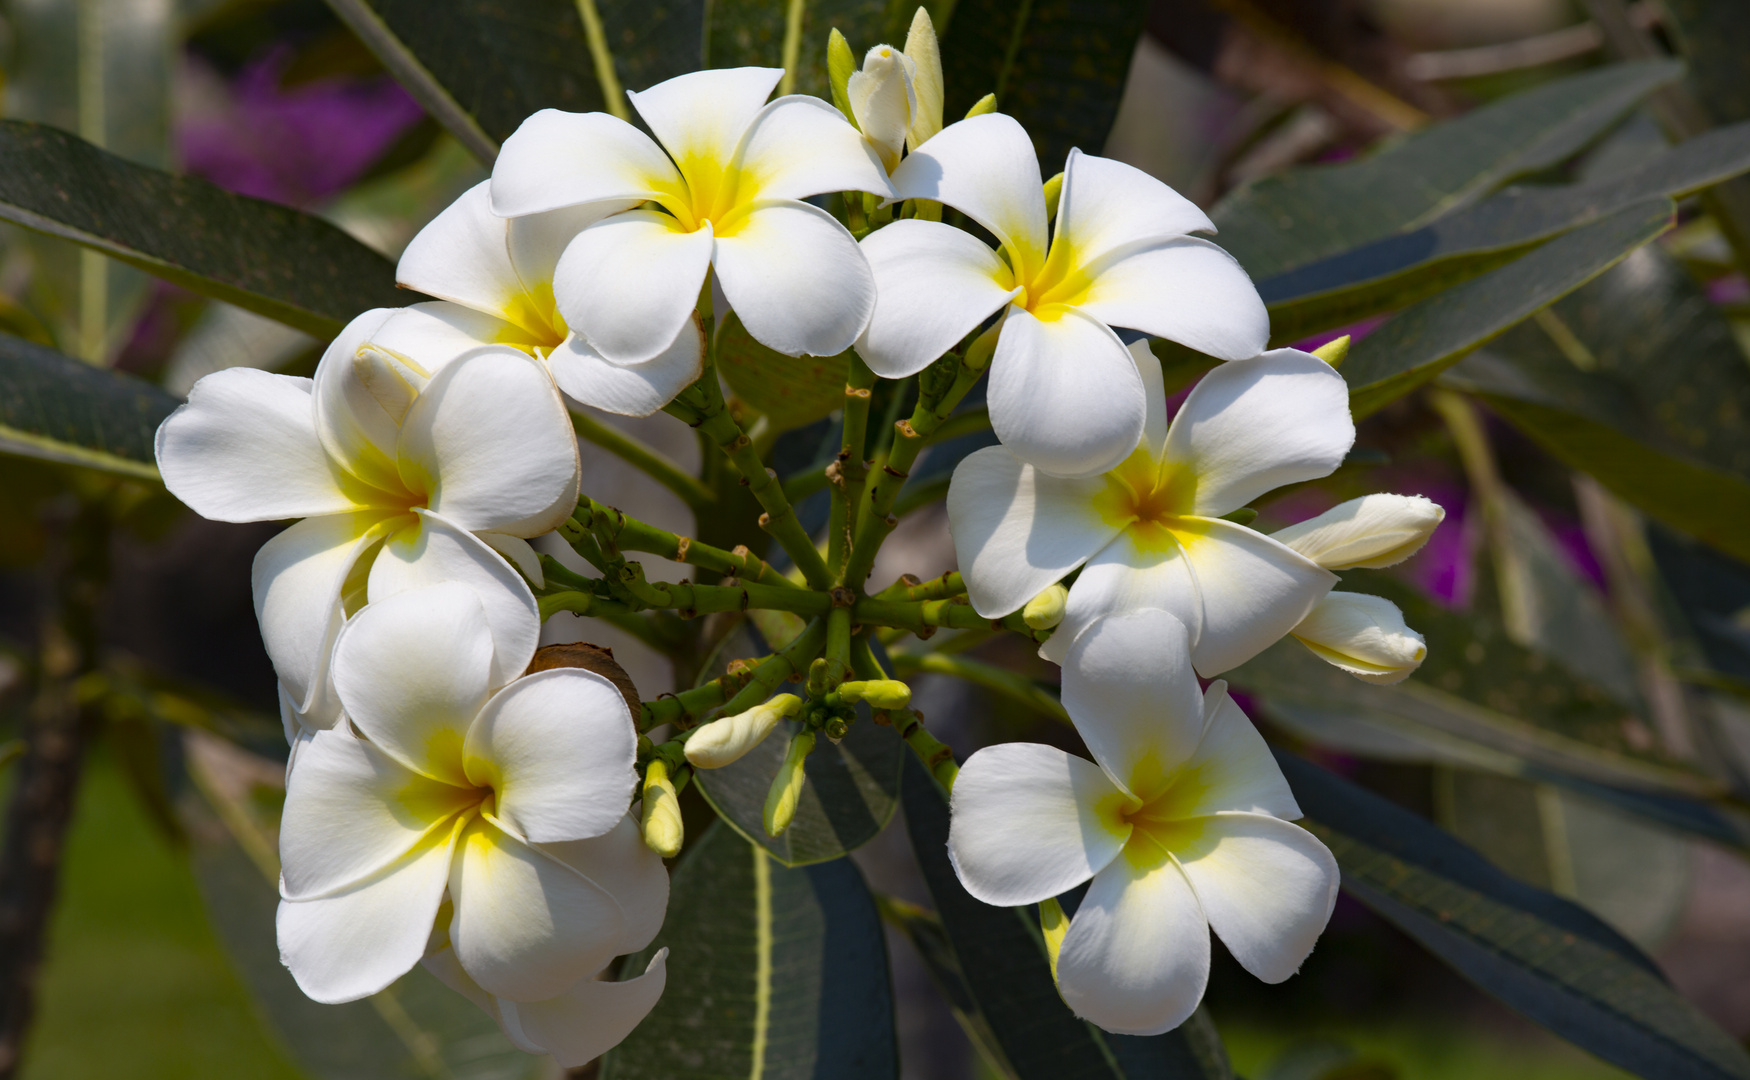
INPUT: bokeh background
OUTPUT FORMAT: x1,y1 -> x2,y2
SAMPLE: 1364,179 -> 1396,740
0,0 -> 1747,1077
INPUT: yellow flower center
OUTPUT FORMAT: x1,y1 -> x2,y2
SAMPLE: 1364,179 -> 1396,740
1090,447 -> 1197,556
1112,756 -> 1218,870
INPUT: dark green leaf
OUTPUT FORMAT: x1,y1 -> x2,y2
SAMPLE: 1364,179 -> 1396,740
901,755 -> 1233,1080
603,820 -> 898,1079
1213,60 -> 1681,283
1279,750 -> 1750,1080
938,0 -> 1150,173
705,0 -> 887,99
1648,524 -> 1750,687
0,330 -> 178,480
1261,120 -> 1750,342
878,896 -> 1021,1078
718,310 -> 852,432
0,121 -> 412,338
1343,197 -> 1674,419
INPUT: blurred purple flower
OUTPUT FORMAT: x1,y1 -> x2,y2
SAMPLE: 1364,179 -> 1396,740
1708,274 -> 1748,307
178,48 -> 423,207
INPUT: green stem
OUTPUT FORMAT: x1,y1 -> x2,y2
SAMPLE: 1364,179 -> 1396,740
874,570 -> 965,602
829,356 -> 878,580
853,596 -> 1049,642
570,409 -> 714,513
717,620 -> 828,719
579,496 -> 797,588
852,638 -> 958,791
892,474 -> 951,519
924,406 -> 991,445
612,561 -> 832,617
824,605 -> 853,685
889,651 -> 1070,725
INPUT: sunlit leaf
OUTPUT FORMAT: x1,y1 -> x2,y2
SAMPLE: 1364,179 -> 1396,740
0,330 -> 177,480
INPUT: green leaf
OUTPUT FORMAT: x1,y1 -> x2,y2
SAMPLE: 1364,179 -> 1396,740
705,0 -> 889,99
1342,197 -> 1674,419
938,0 -> 1150,173
1213,60 -> 1682,283
1261,120 -> 1750,343
602,819 -> 898,1079
718,310 -> 852,432
878,896 -> 1020,1078
1279,749 -> 1750,1080
0,330 -> 178,480
900,755 -> 1234,1080
0,121 -> 413,339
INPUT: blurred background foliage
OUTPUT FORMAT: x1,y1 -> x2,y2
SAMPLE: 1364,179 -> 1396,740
1,0 -> 1749,1078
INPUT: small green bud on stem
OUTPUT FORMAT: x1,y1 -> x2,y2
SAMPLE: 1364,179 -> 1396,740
641,759 -> 684,858
1022,584 -> 1068,630
835,679 -> 912,709
1311,335 -> 1350,368
685,694 -> 801,768
764,730 -> 816,837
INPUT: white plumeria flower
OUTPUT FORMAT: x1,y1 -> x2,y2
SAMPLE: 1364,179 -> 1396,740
856,113 -> 1268,477
384,181 -> 704,417
948,609 -> 1338,1035
155,308 -> 580,733
277,583 -> 664,1047
490,66 -> 895,366
1290,591 -> 1427,684
948,340 -> 1353,677
846,8 -> 943,170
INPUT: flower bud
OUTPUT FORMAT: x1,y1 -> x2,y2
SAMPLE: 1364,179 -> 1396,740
352,344 -> 429,424
836,679 -> 912,709
847,44 -> 918,171
964,92 -> 997,118
827,28 -> 858,123
641,759 -> 684,858
1039,896 -> 1069,982
902,6 -> 944,150
1311,334 -> 1350,368
764,730 -> 816,837
1271,494 -> 1445,570
1023,583 -> 1068,629
685,694 -> 800,769
1291,592 -> 1426,684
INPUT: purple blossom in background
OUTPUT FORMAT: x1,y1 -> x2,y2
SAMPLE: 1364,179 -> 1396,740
178,47 -> 423,207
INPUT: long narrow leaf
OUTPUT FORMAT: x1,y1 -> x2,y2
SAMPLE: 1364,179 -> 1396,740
0,330 -> 178,480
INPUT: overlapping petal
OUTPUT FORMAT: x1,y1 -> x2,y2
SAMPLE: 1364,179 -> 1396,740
1165,683 -> 1301,821
500,952 -> 669,1067
396,181 -> 526,317
542,813 -> 670,953
628,67 -> 782,185
733,95 -> 892,202
311,308 -> 405,494
712,200 -> 875,357
491,110 -> 683,217
1172,518 -> 1335,675
553,211 -> 715,365
890,112 -> 1048,275
464,669 -> 638,844
549,322 -> 705,417
1072,239 -> 1268,362
373,302 -> 531,366
987,306 -> 1146,478
855,219 -> 1019,378
1059,609 -> 1206,798
947,743 -> 1130,907
1042,528 -> 1199,665
1050,150 -> 1215,265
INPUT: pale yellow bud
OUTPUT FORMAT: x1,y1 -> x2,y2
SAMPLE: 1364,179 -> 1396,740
1023,583 -> 1068,629
1311,335 -> 1350,368
1271,494 -> 1445,570
352,344 -> 429,424
1039,896 -> 1069,983
641,759 -> 684,858
964,92 -> 997,118
685,694 -> 801,769
836,679 -> 912,709
764,730 -> 816,837
1292,592 -> 1426,684
847,44 -> 918,172
902,7 -> 944,150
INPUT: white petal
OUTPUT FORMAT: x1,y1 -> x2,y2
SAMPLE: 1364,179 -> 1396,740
508,201 -> 638,294
398,346 -> 581,536
279,726 -> 473,899
311,308 -> 406,494
1271,494 -> 1446,571
372,302 -> 523,367
277,816 -> 462,1004
500,951 -> 669,1067
1073,238 -> 1268,361
253,511 -> 392,713
478,531 -> 543,586
397,182 -> 523,317
946,446 -> 1118,617
1177,517 -> 1336,676
450,820 -> 626,1002
1056,845 -> 1209,1036
713,200 -> 874,357
1043,527 -> 1199,665
1162,349 -> 1354,518
948,743 -> 1130,907
1060,609 -> 1205,798
551,321 -> 705,417
1053,150 -> 1215,262
490,109 -> 684,217
155,369 -> 359,522
1172,682 -> 1302,820
541,813 -> 670,954
365,509 -> 541,689
1172,813 -> 1338,983
891,113 -> 1049,277
629,67 -> 783,185
553,210 -> 714,365
1130,338 -> 1170,461
988,306 -> 1146,478
1292,592 -> 1427,684
854,219 -> 1018,378
331,581 -> 496,785
734,95 -> 894,201
465,668 -> 638,843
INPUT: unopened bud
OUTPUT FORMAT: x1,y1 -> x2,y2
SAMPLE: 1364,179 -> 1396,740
685,694 -> 800,769
1311,335 -> 1350,368
352,344 -> 430,424
847,44 -> 917,172
1272,494 -> 1445,570
1039,896 -> 1069,982
763,730 -> 816,837
641,759 -> 684,858
1022,583 -> 1068,629
902,7 -> 943,149
964,92 -> 997,119
1292,592 -> 1426,685
827,29 -> 858,123
836,679 -> 912,709
1042,172 -> 1064,223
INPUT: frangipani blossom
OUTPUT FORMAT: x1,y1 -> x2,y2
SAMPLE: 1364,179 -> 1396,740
948,609 -> 1338,1035
491,66 -> 894,366
948,341 -> 1353,677
155,308 -> 580,731
857,113 -> 1268,477
844,7 -> 944,170
277,583 -> 664,1060
386,181 -> 705,417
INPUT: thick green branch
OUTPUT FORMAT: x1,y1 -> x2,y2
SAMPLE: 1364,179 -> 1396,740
578,496 -> 797,588
612,562 -> 832,618
570,409 -> 713,512
852,638 -> 957,791
853,595 -> 1048,642
829,356 -> 878,580
875,571 -> 965,602
639,621 -> 826,732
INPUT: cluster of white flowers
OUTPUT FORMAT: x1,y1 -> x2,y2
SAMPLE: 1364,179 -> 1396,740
152,8 -> 1446,1062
